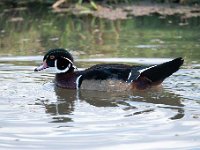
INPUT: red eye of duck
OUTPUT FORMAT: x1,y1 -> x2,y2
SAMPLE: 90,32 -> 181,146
49,55 -> 55,59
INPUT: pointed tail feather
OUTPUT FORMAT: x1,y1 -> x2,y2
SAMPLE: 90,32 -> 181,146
138,57 -> 184,84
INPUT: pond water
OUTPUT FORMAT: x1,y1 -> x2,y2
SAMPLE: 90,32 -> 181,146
0,8 -> 200,149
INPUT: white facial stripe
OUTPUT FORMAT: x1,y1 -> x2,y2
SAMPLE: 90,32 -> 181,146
76,75 -> 82,89
62,57 -> 74,65
61,56 -> 77,70
55,60 -> 71,73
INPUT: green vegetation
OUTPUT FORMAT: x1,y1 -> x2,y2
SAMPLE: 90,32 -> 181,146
0,0 -> 200,8
0,8 -> 199,63
0,0 -> 199,64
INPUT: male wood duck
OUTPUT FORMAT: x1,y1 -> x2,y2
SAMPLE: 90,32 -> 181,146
34,48 -> 184,91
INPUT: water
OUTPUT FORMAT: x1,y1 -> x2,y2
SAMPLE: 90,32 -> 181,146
0,7 -> 200,150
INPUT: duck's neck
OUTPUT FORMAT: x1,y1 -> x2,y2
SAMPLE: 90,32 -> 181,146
55,72 -> 78,89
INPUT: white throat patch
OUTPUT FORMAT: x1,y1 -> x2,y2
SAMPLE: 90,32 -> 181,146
55,60 -> 71,73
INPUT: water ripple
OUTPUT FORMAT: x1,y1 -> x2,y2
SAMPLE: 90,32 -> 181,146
0,61 -> 200,149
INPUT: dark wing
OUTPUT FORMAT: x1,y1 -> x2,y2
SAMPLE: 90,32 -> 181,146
126,57 -> 184,84
138,57 -> 184,83
81,64 -> 132,81
125,66 -> 148,83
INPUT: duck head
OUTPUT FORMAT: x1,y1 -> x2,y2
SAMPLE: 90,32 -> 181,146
34,48 -> 76,73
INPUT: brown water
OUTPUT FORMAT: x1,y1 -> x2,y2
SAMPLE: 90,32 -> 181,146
0,8 -> 200,149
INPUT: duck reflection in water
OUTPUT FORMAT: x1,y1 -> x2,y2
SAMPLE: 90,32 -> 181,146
43,86 -> 184,123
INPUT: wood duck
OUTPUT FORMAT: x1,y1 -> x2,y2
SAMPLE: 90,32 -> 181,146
34,48 -> 184,91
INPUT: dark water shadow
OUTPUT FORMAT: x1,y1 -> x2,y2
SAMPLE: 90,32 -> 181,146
41,86 -> 184,123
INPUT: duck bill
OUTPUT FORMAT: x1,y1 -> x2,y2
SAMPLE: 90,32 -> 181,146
34,60 -> 49,72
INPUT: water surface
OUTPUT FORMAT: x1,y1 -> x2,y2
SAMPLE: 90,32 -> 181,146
0,8 -> 200,150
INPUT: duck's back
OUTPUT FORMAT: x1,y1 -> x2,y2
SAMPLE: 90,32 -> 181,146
79,64 -> 135,91
78,58 -> 184,91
